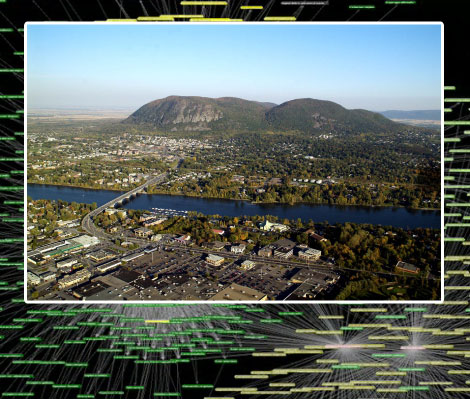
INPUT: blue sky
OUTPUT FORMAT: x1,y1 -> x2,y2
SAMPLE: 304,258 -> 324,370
27,23 -> 441,111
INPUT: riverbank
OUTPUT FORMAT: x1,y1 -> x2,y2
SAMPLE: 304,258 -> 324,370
27,183 -> 441,229
27,181 -> 440,212
26,181 -> 139,194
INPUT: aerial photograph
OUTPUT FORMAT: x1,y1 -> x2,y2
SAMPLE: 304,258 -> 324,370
26,23 -> 442,302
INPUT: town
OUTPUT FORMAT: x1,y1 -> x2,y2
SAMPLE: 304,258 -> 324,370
27,203 -> 340,301
26,197 -> 440,301
27,121 -> 440,209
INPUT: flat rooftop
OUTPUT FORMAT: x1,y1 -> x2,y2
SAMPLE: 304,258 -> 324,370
209,283 -> 267,301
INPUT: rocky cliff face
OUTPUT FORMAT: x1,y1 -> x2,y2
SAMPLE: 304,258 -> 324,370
124,95 -> 271,132
125,96 -> 224,131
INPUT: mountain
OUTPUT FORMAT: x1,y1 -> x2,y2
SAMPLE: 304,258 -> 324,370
379,110 -> 441,121
265,98 -> 401,134
124,96 -> 270,132
123,95 -> 416,135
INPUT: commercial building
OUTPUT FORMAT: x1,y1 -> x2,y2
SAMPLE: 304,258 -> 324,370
122,252 -> 145,263
56,258 -> 79,269
36,235 -> 99,260
86,249 -> 115,263
210,283 -> 268,301
30,241 -> 68,255
96,260 -> 122,274
70,235 -> 100,248
43,242 -> 83,258
57,269 -> 91,290
240,260 -> 256,270
298,248 -> 322,261
206,254 -> 225,266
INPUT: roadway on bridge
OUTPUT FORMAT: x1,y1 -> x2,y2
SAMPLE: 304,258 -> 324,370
81,172 -> 168,238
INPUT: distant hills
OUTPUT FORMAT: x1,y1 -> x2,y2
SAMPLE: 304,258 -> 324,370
123,95 -> 426,135
379,110 -> 441,121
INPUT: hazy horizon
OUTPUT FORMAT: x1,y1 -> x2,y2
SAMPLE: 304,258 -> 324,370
27,97 -> 442,114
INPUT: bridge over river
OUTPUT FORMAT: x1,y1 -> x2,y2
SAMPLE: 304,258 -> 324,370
81,172 -> 168,238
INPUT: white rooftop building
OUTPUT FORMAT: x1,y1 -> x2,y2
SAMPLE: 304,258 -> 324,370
70,235 -> 100,249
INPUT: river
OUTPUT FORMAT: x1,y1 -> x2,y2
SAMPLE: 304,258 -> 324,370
27,184 -> 440,229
